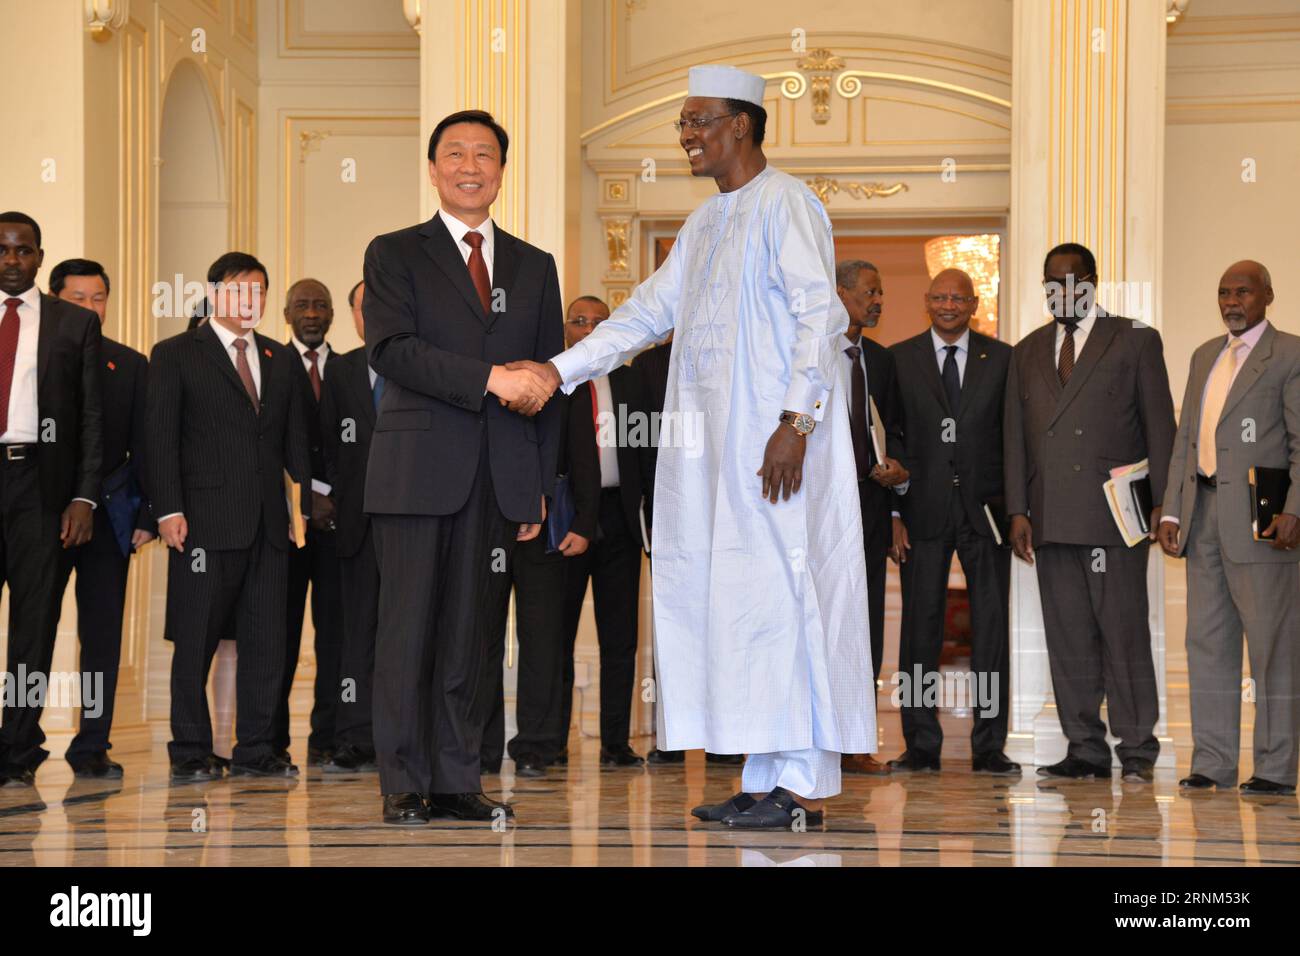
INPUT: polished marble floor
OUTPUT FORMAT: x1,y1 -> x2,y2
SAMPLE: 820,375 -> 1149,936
2,703 -> 1296,867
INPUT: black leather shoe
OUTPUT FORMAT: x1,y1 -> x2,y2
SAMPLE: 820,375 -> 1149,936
207,754 -> 231,777
1179,773 -> 1218,790
691,791 -> 757,822
383,792 -> 430,826
723,787 -> 823,830
0,766 -> 36,787
1036,755 -> 1111,779
514,752 -> 546,778
550,750 -> 568,767
323,745 -> 378,774
600,744 -> 645,767
170,758 -> 214,782
307,746 -> 334,767
972,751 -> 1021,776
231,753 -> 299,777
646,748 -> 685,765
888,750 -> 941,773
275,748 -> 293,764
1240,776 -> 1296,796
705,752 -> 744,766
68,752 -> 124,779
1121,758 -> 1155,783
427,791 -> 515,821
480,760 -> 502,775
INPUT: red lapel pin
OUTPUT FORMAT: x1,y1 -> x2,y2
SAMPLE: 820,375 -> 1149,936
107,360 -> 116,370
263,347 -> 273,359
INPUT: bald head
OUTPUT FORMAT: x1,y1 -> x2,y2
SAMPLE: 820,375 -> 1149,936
925,268 -> 978,342
1217,260 -> 1273,335
284,278 -> 334,348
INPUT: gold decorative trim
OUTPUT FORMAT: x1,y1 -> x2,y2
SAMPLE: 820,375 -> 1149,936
604,218 -> 631,276
283,0 -> 419,54
836,70 -> 1011,110
85,0 -> 129,41
797,49 -> 845,125
805,177 -> 909,205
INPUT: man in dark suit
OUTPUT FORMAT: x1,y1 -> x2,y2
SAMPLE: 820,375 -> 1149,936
0,213 -> 102,788
888,268 -> 1017,776
480,357 -> 599,778
552,296 -> 647,768
276,277 -> 344,767
146,251 -> 311,782
51,259 -> 156,779
1158,261 -> 1300,796
319,280 -> 380,773
835,260 -> 908,776
363,110 -> 564,825
1004,242 -> 1176,783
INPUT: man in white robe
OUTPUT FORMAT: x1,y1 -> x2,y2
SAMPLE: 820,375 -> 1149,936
515,65 -> 874,829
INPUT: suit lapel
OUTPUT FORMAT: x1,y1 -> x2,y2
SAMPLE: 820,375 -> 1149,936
1218,324 -> 1274,426
352,352 -> 377,428
1034,324 -> 1064,400
957,332 -> 992,423
37,294 -> 59,383
490,228 -> 521,334
419,214 -> 489,327
913,333 -> 952,416
1183,339 -> 1221,437
1050,314 -> 1118,425
197,322 -> 255,407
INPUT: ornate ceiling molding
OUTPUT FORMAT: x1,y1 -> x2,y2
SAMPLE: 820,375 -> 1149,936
84,0 -> 129,42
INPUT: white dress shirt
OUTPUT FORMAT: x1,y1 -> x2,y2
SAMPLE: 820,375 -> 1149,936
0,284 -> 41,444
159,321 -> 261,522
438,208 -> 495,283
591,374 -> 620,488
1053,305 -> 1098,364
291,337 -> 332,495
931,326 -> 970,385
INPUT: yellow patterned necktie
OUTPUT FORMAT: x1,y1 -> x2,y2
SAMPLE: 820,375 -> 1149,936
1197,337 -> 1246,477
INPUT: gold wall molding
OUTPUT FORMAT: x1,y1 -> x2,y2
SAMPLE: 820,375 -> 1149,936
805,177 -> 909,205
836,70 -> 1011,111
283,0 -> 419,55
797,48 -> 844,125
603,217 -> 631,277
85,0 -> 129,41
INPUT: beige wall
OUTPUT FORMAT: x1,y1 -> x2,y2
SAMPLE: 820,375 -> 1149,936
1163,1 -> 1300,406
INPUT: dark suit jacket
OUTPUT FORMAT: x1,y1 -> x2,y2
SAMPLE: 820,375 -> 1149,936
1004,312 -> 1176,547
144,322 -> 311,551
94,337 -> 155,547
319,347 -> 376,559
569,365 -> 645,540
629,340 -> 671,535
892,329 -> 1010,540
361,214 -> 564,523
556,389 -> 601,542
289,343 -> 339,488
849,336 -> 905,540
32,295 -> 103,512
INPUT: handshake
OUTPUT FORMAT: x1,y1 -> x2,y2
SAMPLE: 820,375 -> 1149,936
488,359 -> 563,417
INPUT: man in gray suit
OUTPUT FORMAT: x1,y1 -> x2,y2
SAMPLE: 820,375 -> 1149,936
1157,260 -> 1300,796
1004,242 -> 1176,783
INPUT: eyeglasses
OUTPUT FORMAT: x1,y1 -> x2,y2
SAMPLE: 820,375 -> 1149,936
672,113 -> 739,133
565,316 -> 606,329
926,294 -> 977,305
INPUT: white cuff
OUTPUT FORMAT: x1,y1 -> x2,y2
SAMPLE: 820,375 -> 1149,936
311,479 -> 332,496
73,497 -> 98,510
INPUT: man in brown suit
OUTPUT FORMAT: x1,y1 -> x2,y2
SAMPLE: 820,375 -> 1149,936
1158,260 -> 1300,796
1004,242 -> 1176,783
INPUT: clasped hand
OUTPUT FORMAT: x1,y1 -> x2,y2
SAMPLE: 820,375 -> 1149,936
488,360 -> 561,417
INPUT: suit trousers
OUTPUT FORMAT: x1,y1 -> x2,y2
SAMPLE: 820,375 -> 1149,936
898,492 -> 1011,757
480,530 -> 570,767
167,523 -> 288,764
859,478 -> 891,684
558,488 -> 642,752
279,526 -> 343,753
334,525 -> 379,751
1035,541 -> 1160,765
0,454 -> 66,772
59,507 -> 131,759
1185,486 -> 1300,785
371,446 -> 517,796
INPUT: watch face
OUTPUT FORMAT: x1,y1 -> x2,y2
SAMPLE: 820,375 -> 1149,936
794,413 -> 814,434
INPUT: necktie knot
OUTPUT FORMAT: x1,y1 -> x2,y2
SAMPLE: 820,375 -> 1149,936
1064,322 -> 1079,334
944,344 -> 958,356
306,348 -> 318,362
843,345 -> 861,361
463,230 -> 484,250
232,337 -> 247,352
3,298 -> 20,310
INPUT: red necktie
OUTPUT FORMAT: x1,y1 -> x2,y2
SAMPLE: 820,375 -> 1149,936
232,338 -> 260,412
0,298 -> 22,436
462,230 -> 492,315
306,348 -> 321,401
1058,322 -> 1077,385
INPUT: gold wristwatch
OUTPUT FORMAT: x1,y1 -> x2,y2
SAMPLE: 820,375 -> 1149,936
779,410 -> 815,436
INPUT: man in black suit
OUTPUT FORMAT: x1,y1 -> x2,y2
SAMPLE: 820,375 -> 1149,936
363,110 -> 564,825
480,349 -> 599,778
0,213 -> 102,788
1004,242 -> 1176,783
51,259 -> 156,779
888,268 -> 1018,776
835,260 -> 908,776
146,251 -> 311,782
319,280 -> 380,773
552,296 -> 647,768
276,277 -> 344,767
